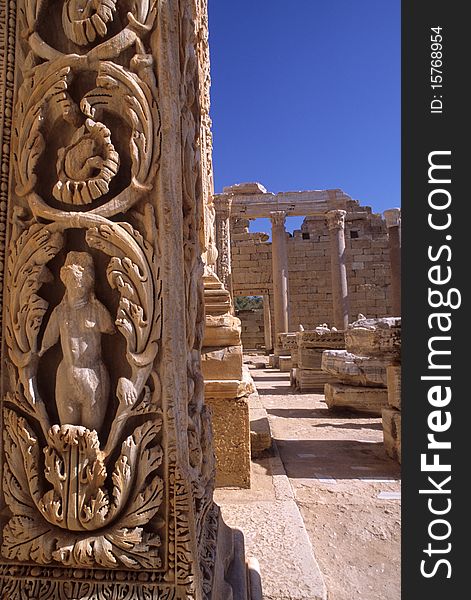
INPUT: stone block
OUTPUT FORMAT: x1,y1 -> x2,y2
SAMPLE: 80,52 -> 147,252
321,350 -> 392,387
294,369 -> 338,392
205,395 -> 251,488
382,407 -> 401,463
297,328 -> 345,350
204,314 -> 242,346
201,345 -> 243,381
298,347 -> 323,370
324,383 -> 388,415
248,389 -> 272,457
387,365 -> 401,409
278,332 -> 297,353
279,356 -> 292,372
345,317 -> 401,358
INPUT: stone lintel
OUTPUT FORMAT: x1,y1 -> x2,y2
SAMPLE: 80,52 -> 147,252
214,188 -> 354,219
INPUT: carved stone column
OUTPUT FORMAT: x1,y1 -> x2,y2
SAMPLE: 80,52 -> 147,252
214,195 -> 233,293
270,211 -> 290,354
0,1 -> 243,598
326,210 -> 350,330
384,208 -> 402,316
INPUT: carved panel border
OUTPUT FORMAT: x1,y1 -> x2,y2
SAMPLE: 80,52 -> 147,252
0,0 -> 16,331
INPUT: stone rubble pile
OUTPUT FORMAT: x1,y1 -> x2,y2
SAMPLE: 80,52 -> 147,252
321,317 -> 401,415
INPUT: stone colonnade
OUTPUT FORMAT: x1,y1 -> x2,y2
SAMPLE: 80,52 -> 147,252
213,188 -> 401,349
213,194 -> 353,347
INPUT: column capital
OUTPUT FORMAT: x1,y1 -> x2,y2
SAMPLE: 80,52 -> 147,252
213,195 -> 232,219
384,208 -> 401,228
326,209 -> 346,231
270,210 -> 287,227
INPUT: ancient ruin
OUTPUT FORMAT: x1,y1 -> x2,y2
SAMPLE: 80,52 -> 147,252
322,317 -> 401,415
0,1 -> 401,597
0,1 -> 249,597
215,186 -> 397,346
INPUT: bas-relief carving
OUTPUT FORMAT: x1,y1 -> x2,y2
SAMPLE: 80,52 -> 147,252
0,0 -> 222,596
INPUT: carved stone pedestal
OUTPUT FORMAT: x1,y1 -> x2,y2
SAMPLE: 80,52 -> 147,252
0,1 -> 247,598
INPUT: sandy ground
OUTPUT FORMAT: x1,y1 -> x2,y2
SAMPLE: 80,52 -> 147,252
248,360 -> 401,600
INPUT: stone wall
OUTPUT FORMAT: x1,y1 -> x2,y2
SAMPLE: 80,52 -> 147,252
236,308 -> 265,349
231,200 -> 393,338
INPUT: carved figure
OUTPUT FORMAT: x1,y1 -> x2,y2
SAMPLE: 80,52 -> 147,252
39,251 -> 115,431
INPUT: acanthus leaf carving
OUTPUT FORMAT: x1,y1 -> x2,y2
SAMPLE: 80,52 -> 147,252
2,412 -> 165,569
5,223 -> 63,434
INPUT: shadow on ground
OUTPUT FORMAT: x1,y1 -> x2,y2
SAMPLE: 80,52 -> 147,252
266,407 -> 382,424
274,438 -> 401,480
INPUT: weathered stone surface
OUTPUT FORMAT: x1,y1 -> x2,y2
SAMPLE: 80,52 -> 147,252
206,395 -> 251,488
201,345 -> 243,381
293,369 -> 338,392
218,501 -> 327,600
279,356 -> 293,372
387,365 -> 402,409
297,328 -> 346,350
298,347 -> 324,370
382,407 -> 401,463
205,374 -> 256,401
238,308 -> 265,349
278,332 -> 298,353
0,0 -> 245,596
324,383 -> 388,415
227,191 -> 394,334
248,389 -> 272,457
321,350 -> 393,387
223,182 -> 268,195
345,317 -> 401,358
203,270 -> 233,315
204,314 -> 242,346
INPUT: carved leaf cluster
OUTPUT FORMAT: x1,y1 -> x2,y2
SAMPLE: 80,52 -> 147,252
2,411 -> 164,569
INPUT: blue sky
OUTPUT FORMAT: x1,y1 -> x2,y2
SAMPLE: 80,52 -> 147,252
208,1 -> 400,233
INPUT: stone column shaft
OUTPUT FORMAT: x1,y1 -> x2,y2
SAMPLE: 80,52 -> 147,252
384,208 -> 401,316
271,211 -> 289,353
326,210 -> 349,330
263,294 -> 273,352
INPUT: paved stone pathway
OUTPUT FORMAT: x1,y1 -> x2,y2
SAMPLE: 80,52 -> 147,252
251,364 -> 401,600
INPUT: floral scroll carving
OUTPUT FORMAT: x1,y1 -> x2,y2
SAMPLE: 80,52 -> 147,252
1,0 -> 224,597
53,119 -> 120,205
62,0 -> 118,46
2,0 -> 165,574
